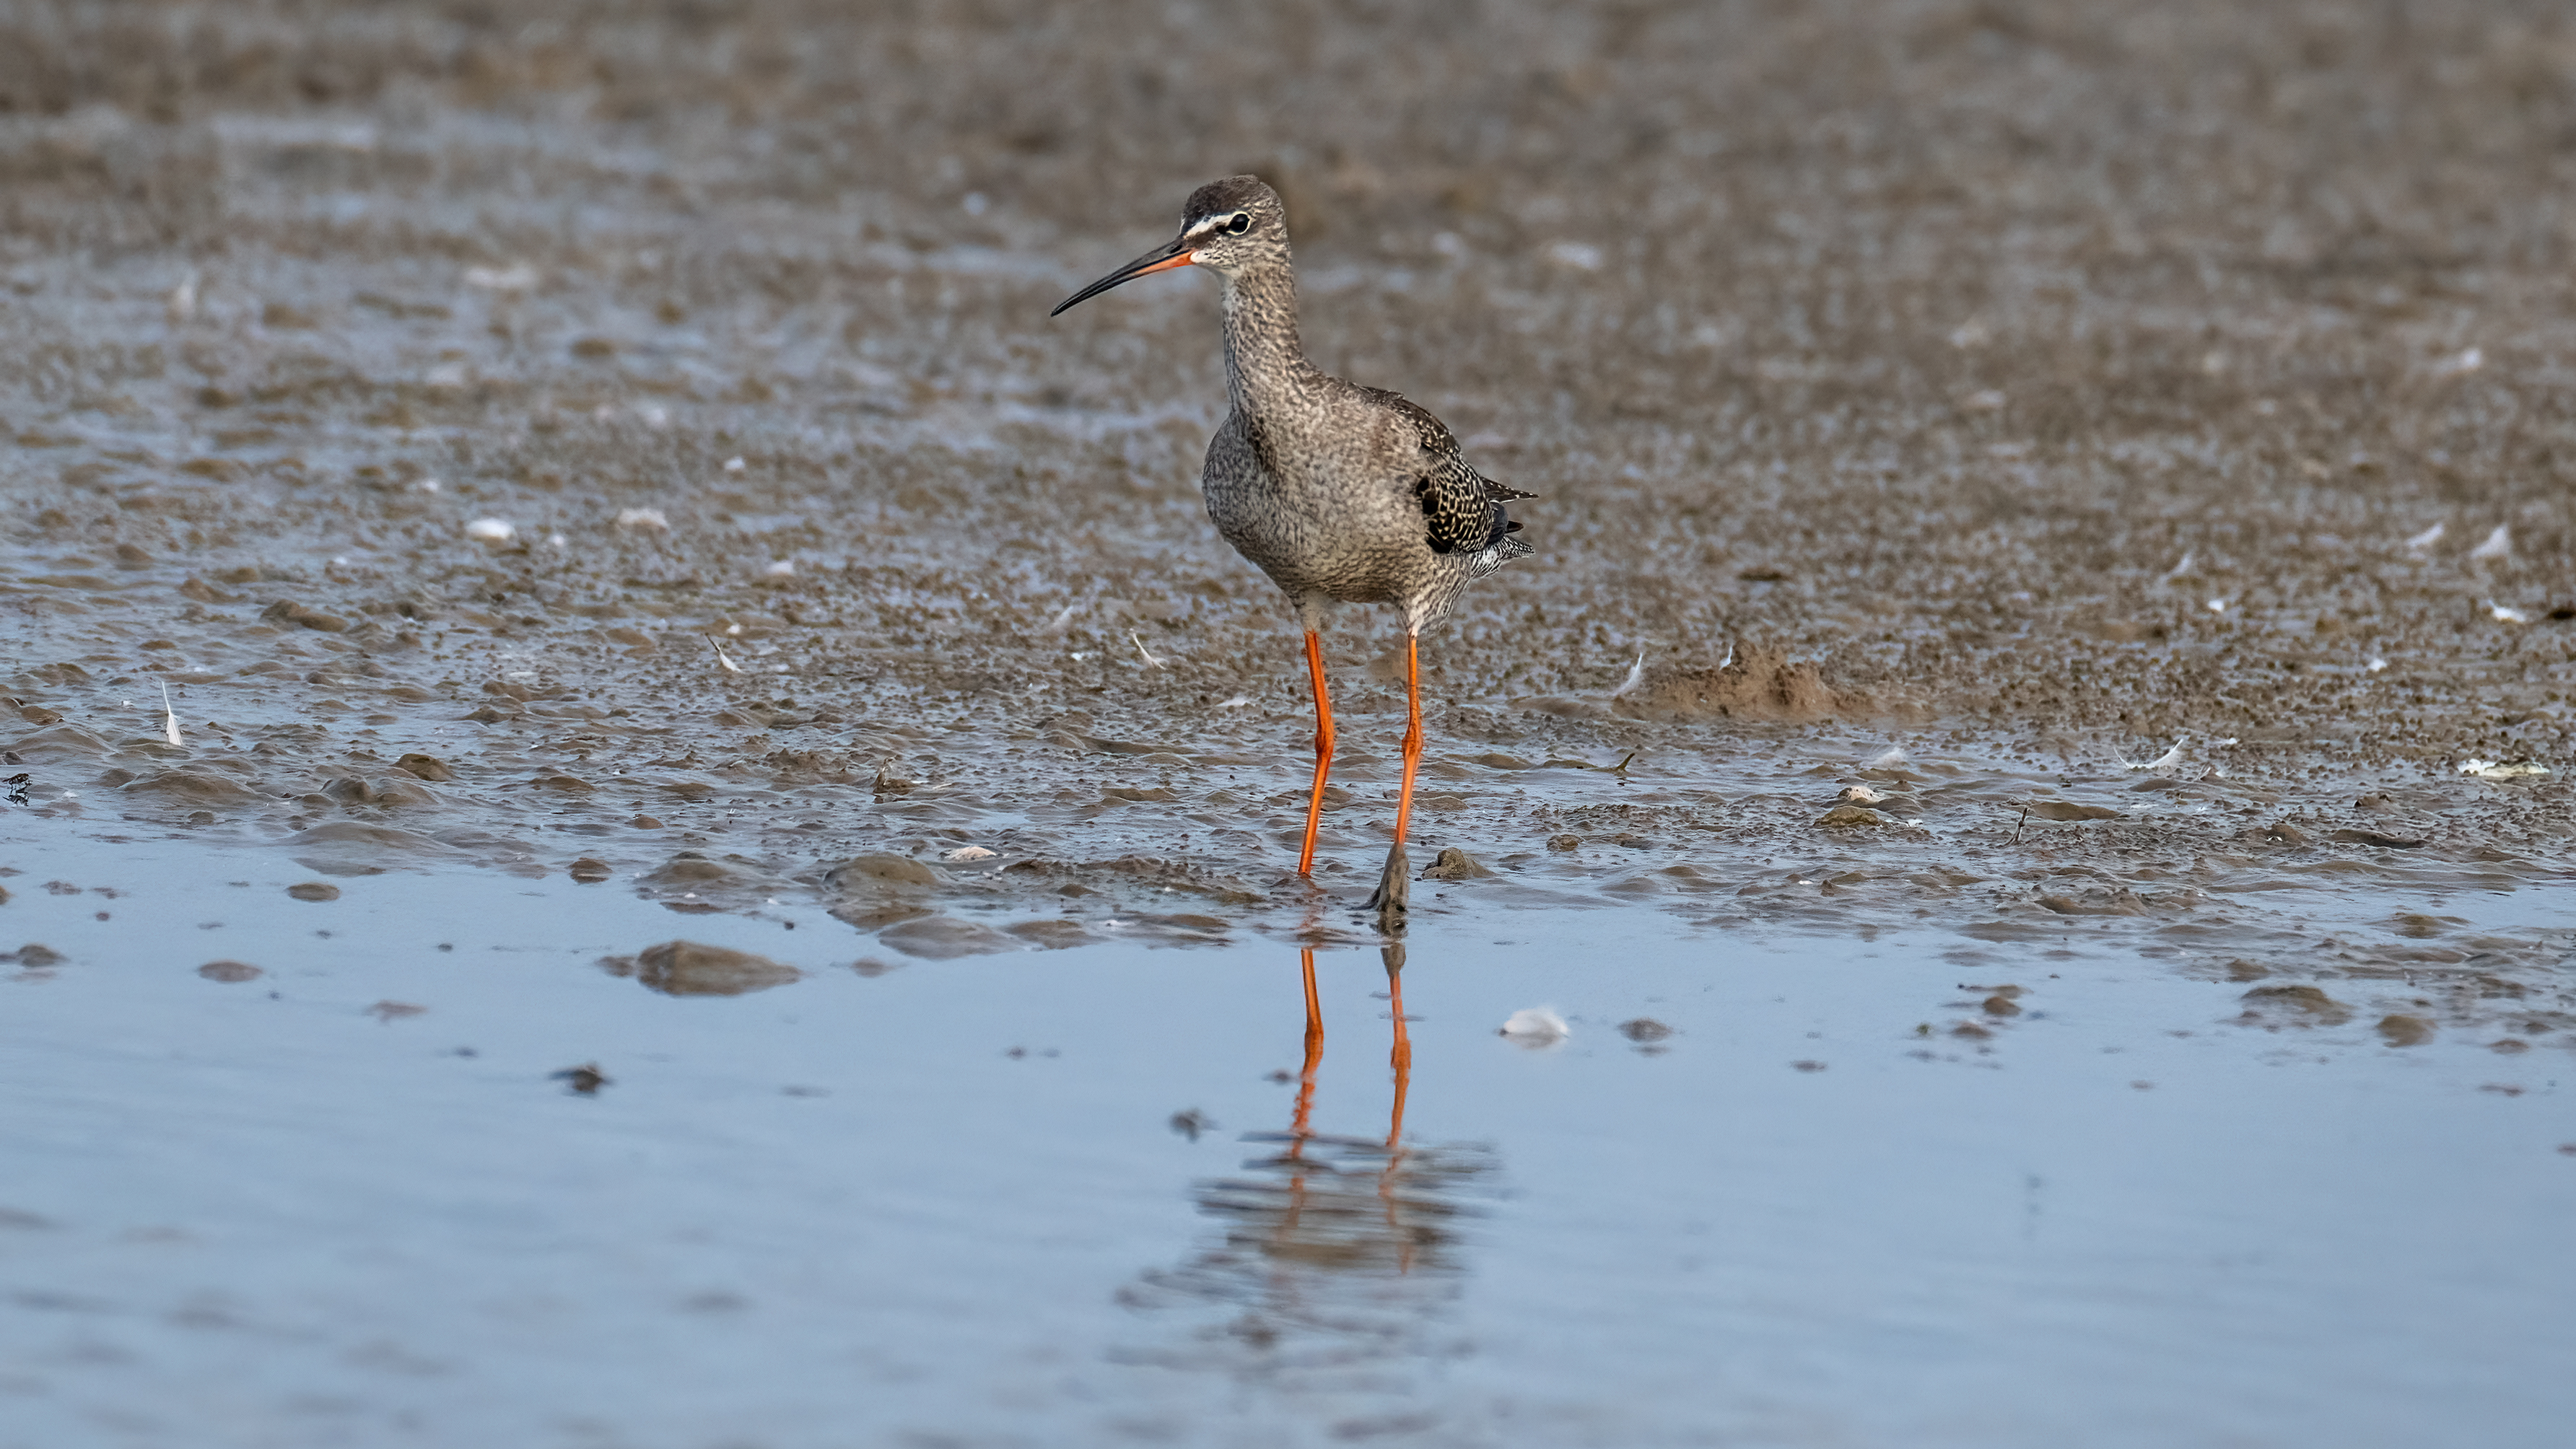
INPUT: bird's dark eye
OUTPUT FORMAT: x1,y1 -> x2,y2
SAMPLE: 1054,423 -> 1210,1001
1227,213 -> 1250,234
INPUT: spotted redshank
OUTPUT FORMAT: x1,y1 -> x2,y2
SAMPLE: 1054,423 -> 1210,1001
1052,176 -> 1534,927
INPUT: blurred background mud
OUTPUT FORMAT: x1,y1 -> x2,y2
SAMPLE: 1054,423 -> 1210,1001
1,1 -> 2570,1025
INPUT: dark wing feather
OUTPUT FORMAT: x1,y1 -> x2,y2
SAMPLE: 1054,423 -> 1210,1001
1366,388 -> 1537,561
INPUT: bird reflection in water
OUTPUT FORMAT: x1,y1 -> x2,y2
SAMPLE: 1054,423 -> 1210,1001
1114,944 -> 1499,1386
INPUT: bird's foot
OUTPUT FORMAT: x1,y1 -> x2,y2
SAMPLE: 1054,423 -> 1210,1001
1363,842 -> 1410,932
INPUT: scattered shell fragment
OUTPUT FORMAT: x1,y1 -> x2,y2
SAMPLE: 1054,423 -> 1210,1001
1500,1006 -> 1570,1046
465,517 -> 515,543
2468,525 -> 2510,561
723,456 -> 746,473
2458,758 -> 2549,780
463,263 -> 538,291
941,845 -> 998,862
1544,240 -> 1604,271
616,507 -> 670,530
2486,601 -> 2531,623
2406,522 -> 2445,551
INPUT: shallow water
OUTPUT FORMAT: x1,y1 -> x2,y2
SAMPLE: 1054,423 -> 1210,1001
4,834 -> 2570,1449
6,2 -> 2576,1444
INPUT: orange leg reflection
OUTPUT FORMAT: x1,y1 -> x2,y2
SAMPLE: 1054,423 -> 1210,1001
1293,947 -> 1324,1146
1379,942 -> 1416,1274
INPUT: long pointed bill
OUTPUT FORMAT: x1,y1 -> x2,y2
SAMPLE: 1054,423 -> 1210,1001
1049,237 -> 1196,316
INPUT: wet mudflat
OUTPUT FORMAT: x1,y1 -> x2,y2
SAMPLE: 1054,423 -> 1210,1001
4,1 -> 2575,1445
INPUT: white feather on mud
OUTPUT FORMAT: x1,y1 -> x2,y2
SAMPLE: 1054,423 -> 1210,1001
707,637 -> 744,674
2458,758 -> 2549,780
941,846 -> 997,862
1129,630 -> 1165,668
1609,652 -> 1646,699
2406,522 -> 2445,551
2487,601 -> 2531,623
159,680 -> 183,748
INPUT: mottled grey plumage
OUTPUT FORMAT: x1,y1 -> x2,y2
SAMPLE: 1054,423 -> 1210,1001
1052,175 -> 1535,926
1055,176 -> 1534,632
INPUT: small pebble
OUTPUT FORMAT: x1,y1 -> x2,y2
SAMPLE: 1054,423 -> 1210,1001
553,1062 -> 611,1094
287,882 -> 341,902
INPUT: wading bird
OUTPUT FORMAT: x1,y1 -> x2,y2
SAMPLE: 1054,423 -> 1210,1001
1052,176 -> 1534,927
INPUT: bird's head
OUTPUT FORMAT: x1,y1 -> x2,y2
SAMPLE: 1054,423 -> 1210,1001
1051,175 -> 1288,317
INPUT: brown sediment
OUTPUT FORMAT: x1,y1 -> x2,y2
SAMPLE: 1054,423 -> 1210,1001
1613,644 -> 1892,724
0,0 -> 2565,1051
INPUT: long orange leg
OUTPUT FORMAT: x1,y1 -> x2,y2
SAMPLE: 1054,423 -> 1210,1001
1296,629 -> 1336,875
1392,632 -> 1423,849
1365,633 -> 1423,924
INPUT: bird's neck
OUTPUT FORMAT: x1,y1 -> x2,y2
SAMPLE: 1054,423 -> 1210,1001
1218,257 -> 1319,419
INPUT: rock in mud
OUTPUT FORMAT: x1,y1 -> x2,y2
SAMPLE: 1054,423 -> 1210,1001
2331,828 -> 2427,849
1422,847 -> 1493,880
551,1062 -> 611,1094
393,753 -> 455,782
826,854 -> 941,890
259,600 -> 349,632
2377,1014 -> 2435,1047
877,915 -> 1021,960
1817,805 -> 1882,828
568,857 -> 612,883
119,769 -> 266,807
197,960 -> 263,983
629,940 -> 800,997
286,881 -> 341,902
1611,644 -> 1879,724
2239,984 -> 2353,1028
2025,800 -> 2123,822
1617,1017 -> 1673,1043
